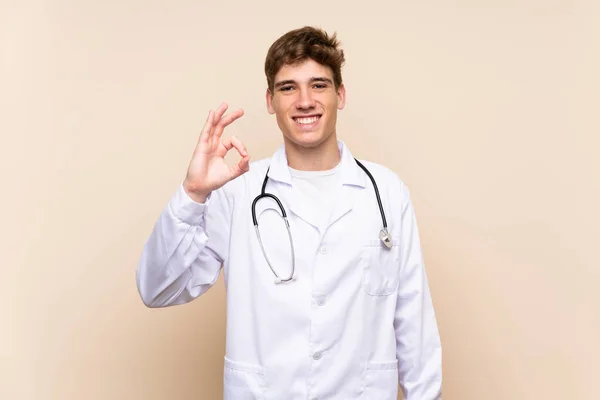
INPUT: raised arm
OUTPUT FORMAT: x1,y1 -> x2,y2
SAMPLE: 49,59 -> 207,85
136,102 -> 250,308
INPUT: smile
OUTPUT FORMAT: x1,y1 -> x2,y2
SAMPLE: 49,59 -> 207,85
292,115 -> 321,127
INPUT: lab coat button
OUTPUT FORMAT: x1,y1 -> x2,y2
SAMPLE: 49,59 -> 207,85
316,296 -> 326,306
319,246 -> 328,255
312,351 -> 322,360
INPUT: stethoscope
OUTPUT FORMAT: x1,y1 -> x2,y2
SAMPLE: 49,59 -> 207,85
251,159 -> 392,284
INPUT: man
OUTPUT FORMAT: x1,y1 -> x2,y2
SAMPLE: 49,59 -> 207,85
137,26 -> 442,399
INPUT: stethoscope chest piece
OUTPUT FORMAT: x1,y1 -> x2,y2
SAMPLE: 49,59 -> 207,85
380,229 -> 393,249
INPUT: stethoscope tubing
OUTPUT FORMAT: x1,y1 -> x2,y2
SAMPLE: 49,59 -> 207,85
251,158 -> 389,284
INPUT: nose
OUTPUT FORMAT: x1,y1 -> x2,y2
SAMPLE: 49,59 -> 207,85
295,86 -> 316,110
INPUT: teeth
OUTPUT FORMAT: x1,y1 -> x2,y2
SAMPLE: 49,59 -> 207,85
295,116 -> 319,125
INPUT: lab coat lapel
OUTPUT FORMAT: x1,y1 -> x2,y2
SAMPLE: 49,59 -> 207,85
327,144 -> 367,227
327,184 -> 361,228
265,141 -> 366,231
265,145 -> 321,230
288,185 -> 322,230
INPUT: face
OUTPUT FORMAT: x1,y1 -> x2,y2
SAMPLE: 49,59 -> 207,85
266,59 -> 346,150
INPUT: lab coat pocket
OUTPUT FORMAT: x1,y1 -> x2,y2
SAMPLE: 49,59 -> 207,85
361,238 -> 400,296
364,359 -> 399,400
223,357 -> 266,400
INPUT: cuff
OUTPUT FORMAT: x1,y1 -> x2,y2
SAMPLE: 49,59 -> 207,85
169,183 -> 211,226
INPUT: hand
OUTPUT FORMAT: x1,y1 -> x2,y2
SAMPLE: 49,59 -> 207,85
183,102 -> 250,203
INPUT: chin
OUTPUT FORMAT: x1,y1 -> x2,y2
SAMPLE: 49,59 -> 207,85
285,131 -> 331,149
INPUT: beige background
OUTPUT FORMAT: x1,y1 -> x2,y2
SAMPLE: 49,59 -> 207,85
1,0 -> 598,399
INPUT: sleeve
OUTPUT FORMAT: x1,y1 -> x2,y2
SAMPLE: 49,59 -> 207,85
135,181 -> 235,308
394,183 -> 443,399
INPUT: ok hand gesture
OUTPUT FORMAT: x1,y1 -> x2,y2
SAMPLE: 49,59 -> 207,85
183,102 -> 251,203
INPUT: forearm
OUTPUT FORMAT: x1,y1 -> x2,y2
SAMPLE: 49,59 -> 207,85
395,185 -> 443,399
136,184 -> 224,308
395,277 -> 442,399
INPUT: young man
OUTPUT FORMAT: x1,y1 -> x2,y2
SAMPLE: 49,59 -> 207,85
137,26 -> 442,400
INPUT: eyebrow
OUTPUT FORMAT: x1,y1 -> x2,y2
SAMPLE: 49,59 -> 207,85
274,76 -> 334,88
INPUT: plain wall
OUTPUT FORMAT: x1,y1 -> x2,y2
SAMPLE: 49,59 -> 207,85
1,0 -> 598,399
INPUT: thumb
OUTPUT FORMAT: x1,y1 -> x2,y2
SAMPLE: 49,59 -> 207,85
230,155 -> 251,179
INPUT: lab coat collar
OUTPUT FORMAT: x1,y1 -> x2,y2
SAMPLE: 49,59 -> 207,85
266,140 -> 367,188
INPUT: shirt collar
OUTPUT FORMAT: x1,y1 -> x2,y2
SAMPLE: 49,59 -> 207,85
267,140 -> 366,188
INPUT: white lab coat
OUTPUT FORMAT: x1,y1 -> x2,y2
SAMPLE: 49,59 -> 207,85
136,141 -> 442,400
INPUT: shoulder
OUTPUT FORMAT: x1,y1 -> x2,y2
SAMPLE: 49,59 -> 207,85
352,158 -> 418,232
355,159 -> 408,194
353,157 -> 415,218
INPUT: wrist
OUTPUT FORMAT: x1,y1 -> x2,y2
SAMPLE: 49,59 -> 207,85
182,181 -> 210,204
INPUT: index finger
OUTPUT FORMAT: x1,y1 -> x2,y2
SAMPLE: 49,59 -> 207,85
198,110 -> 215,144
213,109 -> 244,138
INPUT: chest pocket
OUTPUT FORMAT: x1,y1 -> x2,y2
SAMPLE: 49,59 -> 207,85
360,237 -> 401,296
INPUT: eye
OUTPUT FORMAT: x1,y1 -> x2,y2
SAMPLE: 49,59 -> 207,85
313,83 -> 328,89
279,86 -> 294,92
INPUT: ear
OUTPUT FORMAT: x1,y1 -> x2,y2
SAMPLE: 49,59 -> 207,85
266,88 -> 275,114
337,83 -> 346,110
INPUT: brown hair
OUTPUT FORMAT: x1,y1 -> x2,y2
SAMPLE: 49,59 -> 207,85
264,26 -> 345,93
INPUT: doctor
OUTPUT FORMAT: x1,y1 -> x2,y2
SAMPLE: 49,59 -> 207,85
136,26 -> 442,399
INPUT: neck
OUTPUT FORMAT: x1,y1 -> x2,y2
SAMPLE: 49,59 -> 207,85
284,135 -> 341,171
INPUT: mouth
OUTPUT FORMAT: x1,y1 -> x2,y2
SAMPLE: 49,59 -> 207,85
292,115 -> 321,130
